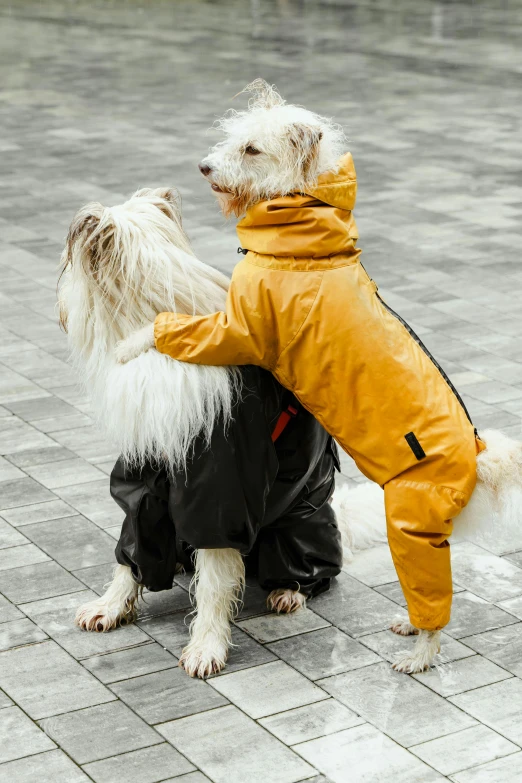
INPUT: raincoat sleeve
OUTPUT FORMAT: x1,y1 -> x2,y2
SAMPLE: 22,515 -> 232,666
154,264 -> 277,368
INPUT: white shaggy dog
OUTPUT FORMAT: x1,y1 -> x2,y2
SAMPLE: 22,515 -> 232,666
118,81 -> 522,675
60,186 -> 385,678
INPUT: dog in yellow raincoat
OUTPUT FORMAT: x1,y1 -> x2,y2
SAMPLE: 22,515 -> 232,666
117,80 -> 522,673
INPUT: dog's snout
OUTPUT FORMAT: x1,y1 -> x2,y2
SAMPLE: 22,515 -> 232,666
199,162 -> 212,177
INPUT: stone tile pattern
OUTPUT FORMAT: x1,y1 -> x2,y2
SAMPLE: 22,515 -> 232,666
0,1 -> 521,781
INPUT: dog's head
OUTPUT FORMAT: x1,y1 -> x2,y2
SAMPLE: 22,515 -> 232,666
58,187 -> 189,335
199,79 -> 345,217
59,187 -> 227,354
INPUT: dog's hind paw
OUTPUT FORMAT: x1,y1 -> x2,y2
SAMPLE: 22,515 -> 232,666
267,588 -> 306,614
179,635 -> 228,679
391,630 -> 441,674
389,617 -> 419,636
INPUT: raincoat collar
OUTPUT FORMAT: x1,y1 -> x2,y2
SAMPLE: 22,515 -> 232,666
237,153 -> 360,262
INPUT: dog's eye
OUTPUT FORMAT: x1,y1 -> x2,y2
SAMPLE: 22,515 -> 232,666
244,145 -> 261,156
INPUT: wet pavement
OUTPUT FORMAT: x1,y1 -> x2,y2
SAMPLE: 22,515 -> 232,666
1,1 -> 522,781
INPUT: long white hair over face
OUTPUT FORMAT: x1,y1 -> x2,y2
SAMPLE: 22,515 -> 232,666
200,79 -> 346,216
59,187 -> 239,473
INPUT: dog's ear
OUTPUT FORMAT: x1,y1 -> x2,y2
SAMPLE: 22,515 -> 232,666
66,205 -> 103,249
289,124 -> 323,182
241,79 -> 285,110
133,187 -> 180,219
65,203 -> 112,276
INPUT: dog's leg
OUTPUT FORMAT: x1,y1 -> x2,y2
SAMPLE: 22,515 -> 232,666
115,322 -> 155,364
267,588 -> 307,614
391,629 -> 441,673
179,548 -> 245,679
75,564 -> 139,631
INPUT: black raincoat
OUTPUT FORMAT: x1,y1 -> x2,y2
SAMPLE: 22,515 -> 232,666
112,366 -> 342,597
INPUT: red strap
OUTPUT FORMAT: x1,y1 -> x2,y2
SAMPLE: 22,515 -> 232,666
271,404 -> 298,442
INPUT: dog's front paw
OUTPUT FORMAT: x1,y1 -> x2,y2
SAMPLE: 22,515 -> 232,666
115,323 -> 155,364
389,617 -> 419,636
267,588 -> 306,614
75,597 -> 137,632
179,634 -> 229,679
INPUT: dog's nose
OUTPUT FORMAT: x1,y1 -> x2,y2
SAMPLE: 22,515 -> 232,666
199,163 -> 212,177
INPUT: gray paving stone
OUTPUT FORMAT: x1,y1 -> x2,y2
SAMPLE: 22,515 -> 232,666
50,426 -> 118,463
20,589 -> 150,659
360,629 -> 475,666
237,608 -> 330,644
0,542 -> 49,571
0,560 -> 85,604
0,456 -> 24,482
54,479 -> 124,527
496,592 -> 522,620
450,679 -> 522,745
0,594 -> 23,624
341,544 -> 398,587
0,640 -> 115,719
0,498 -> 76,526
410,724 -> 518,777
0,477 -> 55,511
136,611 -> 195,657
21,515 -> 116,570
0,750 -> 91,782
208,661 -> 328,720
5,396 -> 79,422
40,700 -> 163,764
294,724 -> 446,783
451,752 -> 522,782
0,705 -> 56,763
210,625 -> 277,676
165,775 -> 212,783
157,705 -> 316,783
4,446 -> 77,469
451,543 -> 522,602
110,667 -> 229,724
318,662 -> 476,747
445,591 -> 520,639
0,516 -> 29,549
267,626 -> 380,680
23,458 -> 104,489
461,623 -> 522,677
309,572 -> 400,637
0,617 -> 48,652
0,417 -> 56,455
259,699 -> 364,746
411,655 -> 512,697
0,690 -> 13,709
73,561 -> 116,594
82,643 -> 178,683
82,743 -> 195,783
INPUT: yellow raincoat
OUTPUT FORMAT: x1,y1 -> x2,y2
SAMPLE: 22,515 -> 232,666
155,153 -> 481,630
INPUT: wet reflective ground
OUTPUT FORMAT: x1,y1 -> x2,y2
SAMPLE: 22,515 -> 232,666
1,1 -> 522,781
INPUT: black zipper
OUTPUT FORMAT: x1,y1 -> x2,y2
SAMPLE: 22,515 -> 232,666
375,292 -> 474,427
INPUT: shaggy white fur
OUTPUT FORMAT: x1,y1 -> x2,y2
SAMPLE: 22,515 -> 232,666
59,187 -> 239,475
331,482 -> 388,561
62,187 -> 325,678
453,428 -> 522,554
181,548 -> 245,678
75,564 -> 139,632
199,78 -> 346,216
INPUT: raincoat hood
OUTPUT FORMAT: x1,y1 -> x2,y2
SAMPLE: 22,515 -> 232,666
237,152 -> 359,259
